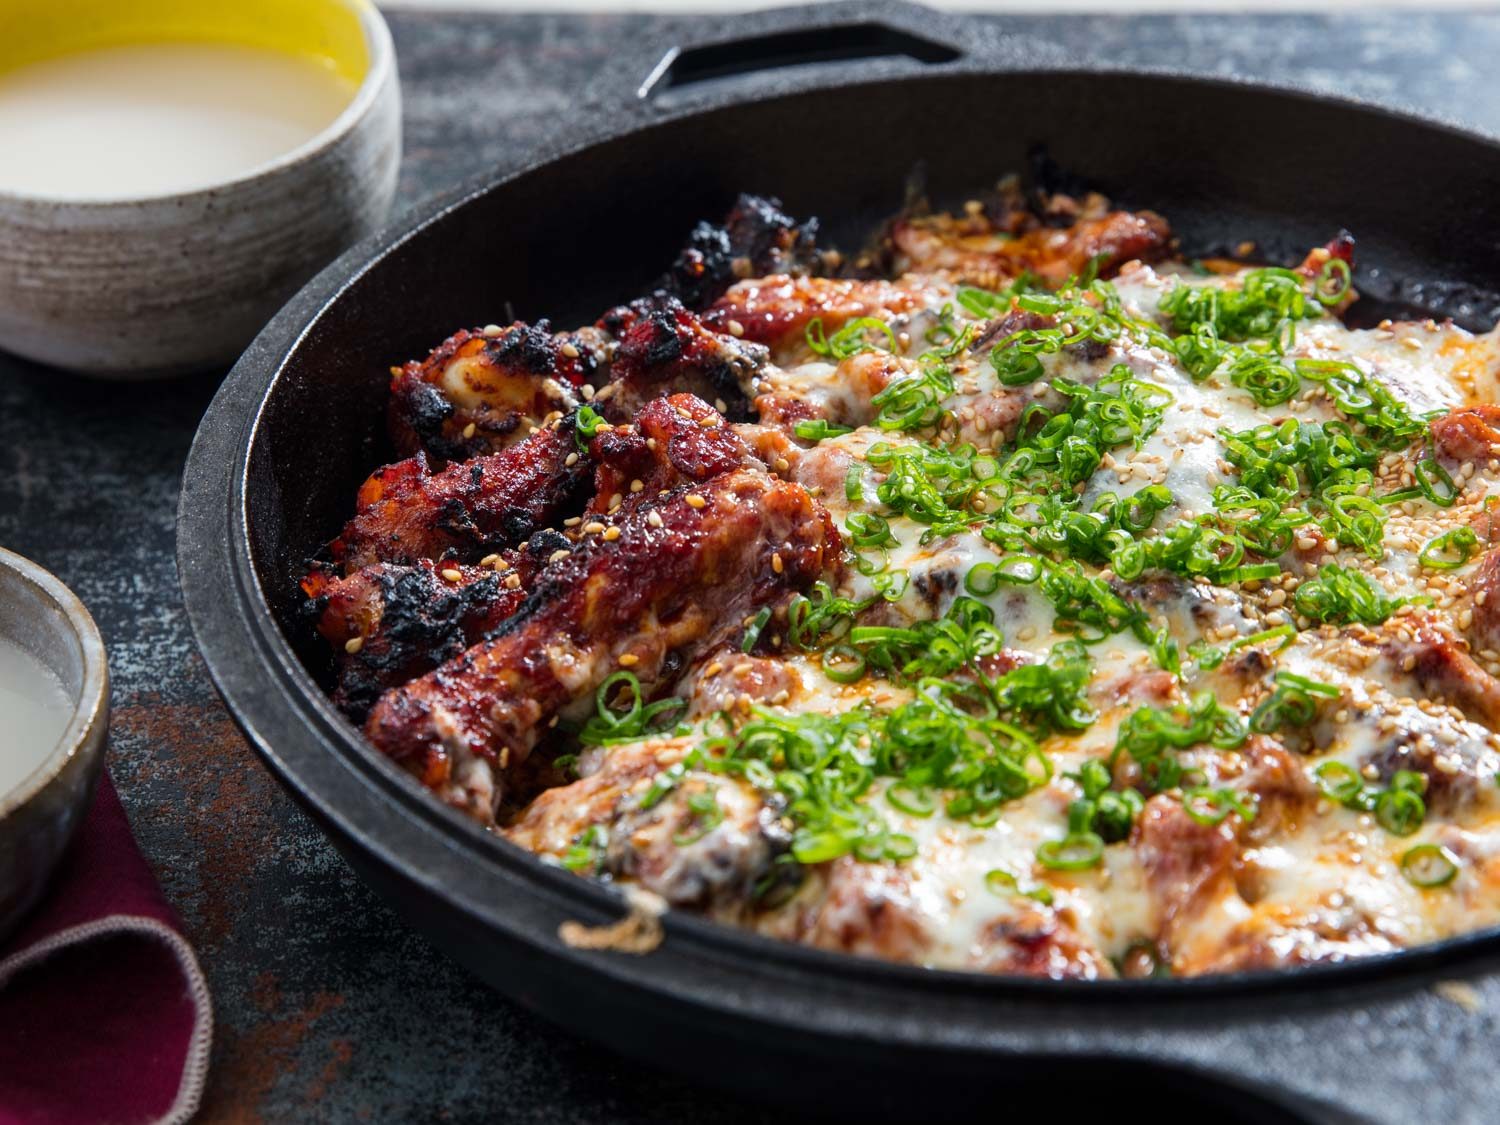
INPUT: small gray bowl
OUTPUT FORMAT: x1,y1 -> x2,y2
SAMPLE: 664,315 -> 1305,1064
0,0 -> 401,379
0,547 -> 109,942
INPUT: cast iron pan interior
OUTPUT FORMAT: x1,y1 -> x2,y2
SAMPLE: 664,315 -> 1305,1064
182,8 -> 1500,1122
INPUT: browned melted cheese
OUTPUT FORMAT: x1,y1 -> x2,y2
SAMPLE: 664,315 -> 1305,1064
509,260 -> 1500,978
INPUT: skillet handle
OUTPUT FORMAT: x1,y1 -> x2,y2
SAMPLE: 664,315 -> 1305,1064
581,0 -> 1061,111
635,0 -> 969,100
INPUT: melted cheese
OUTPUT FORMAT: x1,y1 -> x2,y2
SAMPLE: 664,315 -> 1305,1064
530,251 -> 1500,978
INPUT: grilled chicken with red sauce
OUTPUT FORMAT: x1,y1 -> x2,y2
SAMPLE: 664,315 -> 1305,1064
388,322 -> 603,462
329,421 -> 590,572
364,449 -> 840,822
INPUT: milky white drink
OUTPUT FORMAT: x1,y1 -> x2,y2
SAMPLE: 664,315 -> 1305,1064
0,637 -> 71,797
0,42 -> 356,198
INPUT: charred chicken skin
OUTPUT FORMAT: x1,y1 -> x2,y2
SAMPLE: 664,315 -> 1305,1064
388,322 -> 602,462
329,421 -> 590,572
365,454 -> 840,821
302,559 -> 527,721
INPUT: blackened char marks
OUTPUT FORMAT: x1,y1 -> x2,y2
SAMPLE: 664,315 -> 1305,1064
597,296 -> 767,421
302,560 -> 526,720
387,324 -> 597,461
659,193 -> 834,310
330,422 -> 590,571
363,466 -> 842,813
587,393 -> 753,516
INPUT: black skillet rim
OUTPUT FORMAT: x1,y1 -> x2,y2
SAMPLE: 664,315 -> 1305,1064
181,59 -> 1500,1024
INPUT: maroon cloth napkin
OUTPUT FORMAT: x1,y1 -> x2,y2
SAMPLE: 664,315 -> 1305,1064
0,773 -> 212,1125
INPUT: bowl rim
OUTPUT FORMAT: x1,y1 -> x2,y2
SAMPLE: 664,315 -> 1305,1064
0,546 -> 109,819
0,0 -> 396,209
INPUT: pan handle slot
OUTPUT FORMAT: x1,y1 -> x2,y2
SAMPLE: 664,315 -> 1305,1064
637,22 -> 963,100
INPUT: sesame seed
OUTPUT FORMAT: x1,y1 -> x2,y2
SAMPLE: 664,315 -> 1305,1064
549,549 -> 570,564
774,457 -> 790,473
482,323 -> 504,337
480,553 -> 499,566
504,574 -> 521,589
344,636 -> 365,654
647,511 -> 664,528
603,526 -> 622,541
772,552 -> 784,574
630,479 -> 644,493
564,452 -> 579,467
583,521 -> 606,534
704,661 -> 724,677
561,342 -> 581,359
727,319 -> 745,337
580,384 -> 596,400
714,398 -> 728,414
686,494 -> 707,509
618,653 -> 640,667
564,516 -> 582,527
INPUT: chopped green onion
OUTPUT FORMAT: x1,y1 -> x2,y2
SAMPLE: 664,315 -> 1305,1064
1314,258 -> 1352,307
741,606 -> 772,653
1037,832 -> 1105,871
1375,787 -> 1426,837
578,671 -> 687,747
794,419 -> 853,442
1400,843 -> 1459,888
574,404 -> 606,449
1314,761 -> 1365,804
1420,526 -> 1479,570
672,790 -> 725,845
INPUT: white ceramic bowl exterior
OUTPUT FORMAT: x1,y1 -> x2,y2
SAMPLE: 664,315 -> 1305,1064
0,546 -> 109,941
0,4 -> 400,378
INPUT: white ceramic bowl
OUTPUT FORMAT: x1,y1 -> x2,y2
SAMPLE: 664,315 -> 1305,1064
0,547 -> 109,941
0,0 -> 401,378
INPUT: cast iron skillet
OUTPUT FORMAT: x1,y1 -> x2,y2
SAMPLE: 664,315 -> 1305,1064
178,4 -> 1500,1120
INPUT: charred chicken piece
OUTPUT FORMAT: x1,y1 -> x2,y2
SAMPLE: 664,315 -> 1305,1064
593,295 -> 767,421
329,420 -> 590,573
657,193 -> 835,310
302,559 -> 526,721
363,465 -> 842,823
1430,403 -> 1500,466
586,393 -> 756,517
704,274 -> 945,356
387,323 -> 604,462
891,206 -> 1172,287
506,737 -> 791,913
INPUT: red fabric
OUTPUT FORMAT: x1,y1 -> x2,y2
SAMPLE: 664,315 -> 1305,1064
0,773 -> 210,1125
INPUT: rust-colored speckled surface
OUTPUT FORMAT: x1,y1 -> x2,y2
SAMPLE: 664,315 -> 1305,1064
6,9 -> 1500,1121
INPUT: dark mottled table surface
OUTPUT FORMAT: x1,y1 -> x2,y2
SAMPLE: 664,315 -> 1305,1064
5,7 -> 1500,1122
